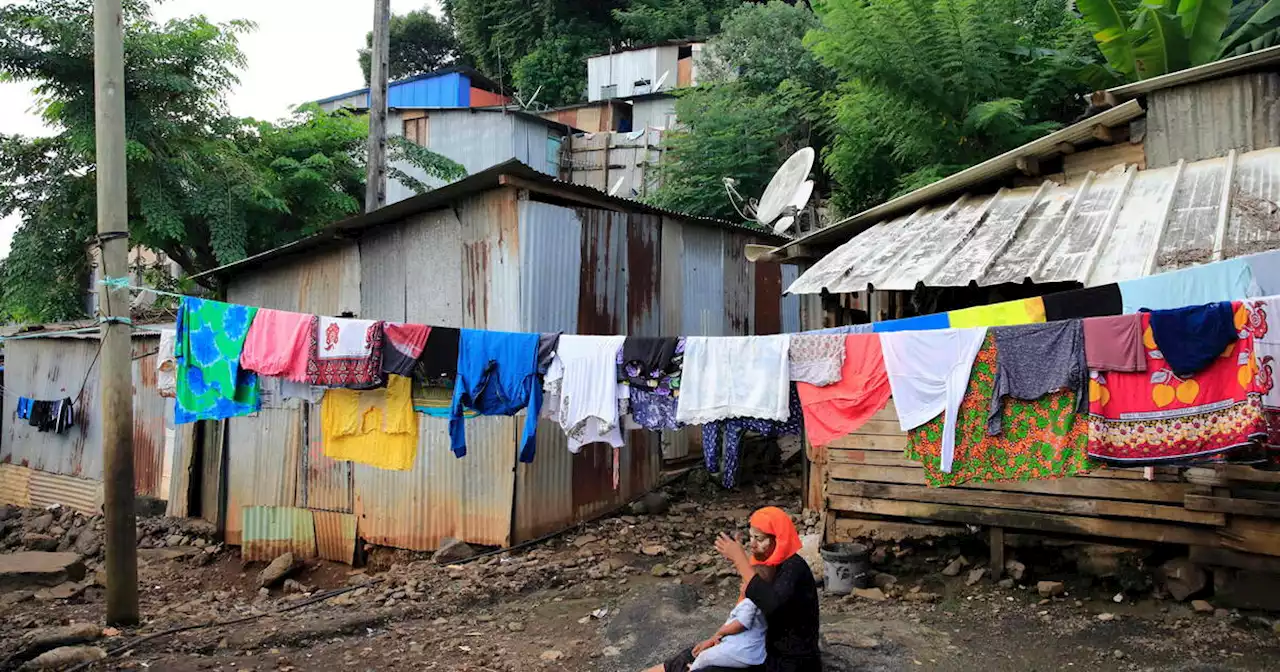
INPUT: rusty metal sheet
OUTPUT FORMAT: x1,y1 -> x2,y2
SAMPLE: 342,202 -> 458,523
681,226 -> 726,336
518,200 -> 582,333
313,510 -> 358,564
131,338 -> 167,499
241,506 -> 317,562
578,207 -> 628,334
28,469 -> 102,515
723,232 -> 754,335
459,189 -> 522,331
659,218 -> 684,336
627,213 -> 662,336
224,408 -> 302,546
166,422 -> 198,518
300,405 -> 351,513
513,420 -> 575,543
0,463 -> 32,508
227,242 -> 360,316
1,339 -> 99,479
353,414 -> 515,551
754,262 -> 783,335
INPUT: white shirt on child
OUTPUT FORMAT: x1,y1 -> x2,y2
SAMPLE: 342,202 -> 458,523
690,598 -> 767,670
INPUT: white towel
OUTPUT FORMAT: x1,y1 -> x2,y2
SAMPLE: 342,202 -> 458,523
317,316 -> 378,360
543,335 -> 628,452
156,329 -> 177,398
676,335 -> 792,425
879,328 -> 987,473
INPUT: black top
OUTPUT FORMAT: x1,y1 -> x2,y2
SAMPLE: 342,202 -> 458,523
1042,283 -> 1123,321
418,327 -> 461,383
745,554 -> 822,671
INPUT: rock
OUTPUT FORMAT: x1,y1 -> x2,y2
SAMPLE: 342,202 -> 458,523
507,621 -> 525,632
29,513 -> 54,534
35,582 -> 85,601
1097,613 -> 1116,622
0,591 -> 34,605
641,544 -> 667,557
1037,581 -> 1065,598
850,587 -> 886,602
872,573 -> 898,590
1214,608 -> 1230,619
941,557 -> 966,577
136,547 -> 200,562
164,534 -> 185,547
572,535 -> 600,549
72,529 -> 100,557
432,537 -> 477,565
1113,650 -> 1125,660
17,623 -> 102,659
1158,558 -> 1207,602
602,646 -> 621,658
21,533 -> 59,552
539,650 -> 564,662
629,492 -> 669,516
0,552 -> 87,591
282,579 -> 308,594
997,578 -> 1015,589
257,552 -> 298,588
1192,600 -> 1214,614
651,564 -> 675,577
1004,559 -> 1026,581
0,504 -> 16,522
20,645 -> 107,670
903,592 -> 940,603
798,533 -> 824,583
965,568 -> 987,586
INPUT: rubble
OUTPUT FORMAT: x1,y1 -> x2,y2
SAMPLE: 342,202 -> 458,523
20,645 -> 107,670
1157,558 -> 1207,602
965,568 -> 987,586
1037,581 -> 1065,598
0,552 -> 86,591
15,623 -> 102,660
258,553 -> 300,588
941,556 -> 968,577
432,538 -> 476,565
849,587 -> 887,602
1192,600 -> 1214,614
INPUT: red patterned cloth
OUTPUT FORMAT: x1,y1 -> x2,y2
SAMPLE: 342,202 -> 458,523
1252,295 -> 1280,465
307,316 -> 385,388
1087,302 -> 1267,465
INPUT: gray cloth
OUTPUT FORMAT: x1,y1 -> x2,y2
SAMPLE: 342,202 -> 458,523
537,332 -> 562,375
988,321 -> 1088,435
1245,249 -> 1280,297
806,323 -> 873,335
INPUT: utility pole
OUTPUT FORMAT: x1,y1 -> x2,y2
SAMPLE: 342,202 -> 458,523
93,0 -> 139,625
365,0 -> 391,213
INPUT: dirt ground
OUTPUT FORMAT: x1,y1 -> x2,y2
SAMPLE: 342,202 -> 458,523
3,474 -> 1278,671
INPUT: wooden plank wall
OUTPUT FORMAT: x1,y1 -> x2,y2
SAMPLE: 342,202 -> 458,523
813,400 -> 1280,566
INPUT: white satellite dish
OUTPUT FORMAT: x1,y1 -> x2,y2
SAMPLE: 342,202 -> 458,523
755,147 -> 815,231
609,175 -> 627,196
654,70 -> 671,92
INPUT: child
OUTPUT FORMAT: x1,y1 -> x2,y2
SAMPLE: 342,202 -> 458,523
686,564 -> 774,671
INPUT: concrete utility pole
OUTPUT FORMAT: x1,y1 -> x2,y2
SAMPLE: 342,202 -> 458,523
366,0 -> 391,213
93,0 -> 139,625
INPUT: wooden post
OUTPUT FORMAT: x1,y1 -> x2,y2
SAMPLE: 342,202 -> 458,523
989,526 -> 1005,579
93,0 -> 139,625
365,0 -> 390,213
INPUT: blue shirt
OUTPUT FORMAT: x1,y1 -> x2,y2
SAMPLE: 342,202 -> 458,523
872,311 -> 951,333
1119,258 -> 1255,313
450,329 -> 542,462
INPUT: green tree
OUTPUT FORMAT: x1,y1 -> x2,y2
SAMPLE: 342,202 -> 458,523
512,29 -> 602,108
0,0 -> 463,322
649,2 -> 831,218
613,0 -> 741,42
359,8 -> 464,83
1078,0 -> 1231,80
808,0 -> 1101,213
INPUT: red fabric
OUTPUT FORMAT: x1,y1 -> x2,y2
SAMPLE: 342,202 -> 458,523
1088,304 -> 1267,465
749,507 -> 802,567
240,310 -> 314,381
796,334 -> 891,448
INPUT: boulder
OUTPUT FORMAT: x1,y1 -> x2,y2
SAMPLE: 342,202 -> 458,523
16,623 -> 102,660
1157,558 -> 1207,602
21,533 -> 59,552
965,568 -> 987,586
20,645 -> 107,670
849,587 -> 886,602
72,528 -> 101,557
1004,559 -> 1027,581
432,538 -> 476,565
257,552 -> 299,588
0,552 -> 86,591
1191,600 -> 1214,614
0,504 -> 17,522
28,513 -> 54,534
629,492 -> 670,516
1037,581 -> 1065,598
35,582 -> 86,601
941,557 -> 966,577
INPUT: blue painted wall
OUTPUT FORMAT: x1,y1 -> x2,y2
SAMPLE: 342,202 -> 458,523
369,72 -> 472,108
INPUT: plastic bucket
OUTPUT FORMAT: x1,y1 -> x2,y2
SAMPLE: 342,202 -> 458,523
820,543 -> 870,595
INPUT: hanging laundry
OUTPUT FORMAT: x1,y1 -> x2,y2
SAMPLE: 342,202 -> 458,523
1118,258 -> 1255,313
806,324 -> 874,335
307,316 -> 384,389
240,309 -> 314,381
1244,250 -> 1280,296
988,321 -> 1088,435
321,375 -> 418,471
795,334 -> 891,448
1083,314 -> 1146,373
1088,305 -> 1267,465
16,397 -> 31,420
629,388 -> 680,431
175,297 -> 260,424
620,337 -> 681,387
28,400 -> 51,430
1148,302 -> 1238,378
157,329 -> 177,398
451,329 -> 542,462
872,312 -> 951,333
703,388 -> 803,489
788,334 -> 846,387
619,337 -> 684,432
906,335 -> 1093,486
419,326 -> 460,386
1042,283 -> 1123,321
1251,295 -> 1280,465
412,383 -> 477,419
53,398 -> 74,433
948,297 -> 1046,329
543,335 -> 628,452
381,323 -> 431,377
676,335 -> 791,425
880,327 -> 987,473
537,332 -> 563,375
258,376 -> 325,407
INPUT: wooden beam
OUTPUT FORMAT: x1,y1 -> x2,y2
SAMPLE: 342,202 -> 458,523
1219,516 -> 1280,557
1092,124 -> 1114,143
1015,156 -> 1041,176
1189,546 -> 1280,572
826,495 -> 1221,546
830,516 -> 971,543
1185,494 -> 1280,519
1056,142 -> 1077,155
990,527 -> 1005,579
829,481 -> 1225,526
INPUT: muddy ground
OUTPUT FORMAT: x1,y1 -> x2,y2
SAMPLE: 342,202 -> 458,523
2,473 -> 1278,671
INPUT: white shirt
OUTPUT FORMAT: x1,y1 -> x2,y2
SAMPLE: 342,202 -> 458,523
880,328 -> 987,473
543,335 -> 628,452
676,336 -> 792,425
690,599 -> 767,670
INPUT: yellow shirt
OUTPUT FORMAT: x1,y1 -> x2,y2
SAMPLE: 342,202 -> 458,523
948,297 -> 1046,329
321,375 -> 418,471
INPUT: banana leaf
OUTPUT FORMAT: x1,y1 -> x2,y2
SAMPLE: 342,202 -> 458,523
1132,6 -> 1191,78
1078,0 -> 1142,78
1177,0 -> 1233,64
1219,0 -> 1280,56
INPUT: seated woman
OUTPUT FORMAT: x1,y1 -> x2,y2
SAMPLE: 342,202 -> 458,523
646,566 -> 774,672
647,507 -> 822,672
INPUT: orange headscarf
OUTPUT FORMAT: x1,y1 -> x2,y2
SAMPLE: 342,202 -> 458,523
749,506 -> 802,567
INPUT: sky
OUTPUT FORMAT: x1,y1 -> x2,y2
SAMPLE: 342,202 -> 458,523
0,0 -> 442,257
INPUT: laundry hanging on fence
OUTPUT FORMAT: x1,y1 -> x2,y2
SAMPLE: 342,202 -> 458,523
174,297 -> 261,424
1246,295 -> 1279,465
788,334 -> 847,387
676,335 -> 792,425
543,335 -> 628,453
906,335 -> 1093,487
241,309 -> 314,381
321,375 -> 418,471
795,334 -> 891,449
1148,302 -> 1238,378
451,329 -> 542,462
872,312 -> 951,333
703,388 -> 802,489
988,321 -> 1088,435
157,328 -> 177,398
307,317 -> 385,389
419,326 -> 461,385
1119,258 -> 1255,314
1042,283 -> 1124,321
1083,314 -> 1146,373
948,297 -> 1045,329
1087,304 -> 1267,466
382,323 -> 432,377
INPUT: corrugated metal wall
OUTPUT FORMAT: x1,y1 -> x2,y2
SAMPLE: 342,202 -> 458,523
588,47 -> 675,101
224,408 -> 302,545
681,226 -> 728,336
632,98 -> 679,130
387,72 -> 468,108
1146,72 -> 1280,168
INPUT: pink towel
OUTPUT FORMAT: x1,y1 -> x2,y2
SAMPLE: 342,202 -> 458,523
1083,314 -> 1147,373
240,309 -> 315,381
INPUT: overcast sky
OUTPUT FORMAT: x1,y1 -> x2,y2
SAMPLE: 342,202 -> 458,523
0,0 -> 442,257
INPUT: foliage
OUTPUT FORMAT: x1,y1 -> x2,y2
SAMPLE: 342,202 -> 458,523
359,9 -> 464,83
1220,0 -> 1280,56
1078,0 -> 1231,80
808,0 -> 1100,213
512,29 -> 603,108
649,2 -> 830,218
386,135 -> 469,193
0,0 -> 463,322
612,0 -> 741,42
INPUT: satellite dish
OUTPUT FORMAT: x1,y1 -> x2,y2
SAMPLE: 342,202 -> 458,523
755,147 -> 815,230
654,70 -> 671,91
772,216 -> 795,235
609,175 -> 627,196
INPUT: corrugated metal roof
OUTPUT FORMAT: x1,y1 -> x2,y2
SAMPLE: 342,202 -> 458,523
194,160 -> 781,282
313,65 -> 505,105
769,100 -> 1145,255
1108,44 -> 1280,100
788,146 -> 1280,294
